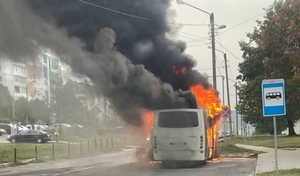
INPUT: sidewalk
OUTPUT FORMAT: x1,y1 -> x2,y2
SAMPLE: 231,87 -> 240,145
236,144 -> 300,174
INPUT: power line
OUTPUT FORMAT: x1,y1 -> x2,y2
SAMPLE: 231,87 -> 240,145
215,40 -> 264,74
170,23 -> 209,27
185,39 -> 208,44
218,35 -> 234,79
215,52 -> 224,75
79,0 -> 153,22
186,44 -> 207,48
178,31 -> 207,39
196,67 -> 225,72
216,40 -> 243,61
220,12 -> 264,34
79,0 -> 213,27
177,34 -> 207,44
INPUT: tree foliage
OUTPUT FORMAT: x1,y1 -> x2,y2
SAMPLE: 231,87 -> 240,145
51,79 -> 84,124
14,97 -> 50,125
0,84 -> 12,118
238,0 -> 300,135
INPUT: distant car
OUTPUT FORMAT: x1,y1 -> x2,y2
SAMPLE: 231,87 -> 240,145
0,128 -> 6,136
26,124 -> 46,130
6,130 -> 52,143
0,123 -> 17,134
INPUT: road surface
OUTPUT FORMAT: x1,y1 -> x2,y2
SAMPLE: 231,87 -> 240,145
0,149 -> 256,176
0,134 -> 8,143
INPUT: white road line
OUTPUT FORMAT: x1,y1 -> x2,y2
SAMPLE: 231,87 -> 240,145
51,166 -> 95,176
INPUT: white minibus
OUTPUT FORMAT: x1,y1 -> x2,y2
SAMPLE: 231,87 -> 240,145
152,108 -> 209,166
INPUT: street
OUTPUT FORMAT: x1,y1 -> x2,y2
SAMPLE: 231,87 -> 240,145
0,134 -> 8,143
0,148 -> 256,176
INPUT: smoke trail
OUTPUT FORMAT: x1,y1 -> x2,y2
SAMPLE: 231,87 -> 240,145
24,0 -> 210,90
0,0 -> 200,126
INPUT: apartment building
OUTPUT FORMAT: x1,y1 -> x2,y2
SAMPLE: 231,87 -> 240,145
0,53 -> 61,103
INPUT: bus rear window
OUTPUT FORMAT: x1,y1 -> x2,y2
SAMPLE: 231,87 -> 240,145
158,112 -> 199,128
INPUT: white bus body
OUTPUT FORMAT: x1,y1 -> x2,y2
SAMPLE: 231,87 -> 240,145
152,108 -> 209,164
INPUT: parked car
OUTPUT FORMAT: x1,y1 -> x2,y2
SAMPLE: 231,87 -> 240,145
6,130 -> 52,143
0,128 -> 6,136
26,124 -> 47,130
0,123 -> 14,134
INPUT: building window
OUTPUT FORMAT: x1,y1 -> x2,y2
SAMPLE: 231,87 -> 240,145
14,86 -> 20,93
0,76 -> 2,82
14,65 -> 17,71
15,77 -> 18,82
52,59 -> 59,70
0,65 -> 2,72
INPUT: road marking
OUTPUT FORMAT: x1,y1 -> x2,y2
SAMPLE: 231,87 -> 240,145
51,166 -> 95,176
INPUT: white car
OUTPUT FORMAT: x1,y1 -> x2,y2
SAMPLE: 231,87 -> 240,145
26,124 -> 47,130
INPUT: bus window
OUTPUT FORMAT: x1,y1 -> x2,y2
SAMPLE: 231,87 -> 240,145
158,112 -> 199,128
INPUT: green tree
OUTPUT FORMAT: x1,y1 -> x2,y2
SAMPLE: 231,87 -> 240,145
238,0 -> 300,136
0,84 -> 12,119
52,80 -> 84,124
14,97 -> 50,125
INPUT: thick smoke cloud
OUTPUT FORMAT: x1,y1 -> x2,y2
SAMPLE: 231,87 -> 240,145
25,0 -> 210,91
0,0 -> 203,126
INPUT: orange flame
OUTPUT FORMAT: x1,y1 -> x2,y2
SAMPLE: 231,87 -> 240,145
190,84 -> 222,158
190,85 -> 222,117
142,110 -> 155,136
172,66 -> 187,75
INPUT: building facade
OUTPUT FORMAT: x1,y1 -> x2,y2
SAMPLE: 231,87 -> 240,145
0,53 -> 61,103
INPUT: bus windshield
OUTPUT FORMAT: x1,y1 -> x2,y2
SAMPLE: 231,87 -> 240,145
158,111 -> 199,128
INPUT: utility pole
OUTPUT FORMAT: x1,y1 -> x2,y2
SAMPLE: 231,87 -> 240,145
224,53 -> 233,137
235,82 -> 239,135
222,76 -> 226,133
12,96 -> 15,123
210,13 -> 217,90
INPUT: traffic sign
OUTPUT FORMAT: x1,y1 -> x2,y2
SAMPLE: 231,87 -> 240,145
261,78 -> 286,175
262,79 -> 286,117
221,105 -> 231,118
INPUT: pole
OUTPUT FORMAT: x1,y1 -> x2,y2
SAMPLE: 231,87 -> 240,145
273,116 -> 279,175
210,13 -> 217,90
35,146 -> 38,161
222,76 -> 226,136
26,84 -> 29,101
210,13 -> 217,156
224,53 -> 233,137
235,82 -> 239,135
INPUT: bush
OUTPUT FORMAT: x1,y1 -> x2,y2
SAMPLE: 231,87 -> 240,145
0,118 -> 11,123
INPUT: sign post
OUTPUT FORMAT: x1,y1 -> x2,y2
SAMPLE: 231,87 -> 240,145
221,105 -> 232,139
262,79 -> 286,176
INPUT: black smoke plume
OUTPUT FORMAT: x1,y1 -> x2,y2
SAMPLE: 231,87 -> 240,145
0,0 -> 211,126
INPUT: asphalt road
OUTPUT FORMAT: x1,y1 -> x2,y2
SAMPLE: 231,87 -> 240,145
0,147 -> 256,176
0,134 -> 9,143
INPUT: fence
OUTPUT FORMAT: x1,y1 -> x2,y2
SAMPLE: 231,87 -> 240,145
0,136 -> 146,164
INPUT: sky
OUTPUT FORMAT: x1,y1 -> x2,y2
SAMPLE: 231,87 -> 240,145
171,0 -> 275,108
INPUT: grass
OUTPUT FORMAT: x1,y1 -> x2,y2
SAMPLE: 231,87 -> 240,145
227,135 -> 300,149
0,140 -> 126,164
218,140 -> 264,158
0,128 -> 145,165
257,168 -> 300,176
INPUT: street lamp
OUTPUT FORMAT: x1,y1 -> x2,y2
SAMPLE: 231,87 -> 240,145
177,0 -> 226,90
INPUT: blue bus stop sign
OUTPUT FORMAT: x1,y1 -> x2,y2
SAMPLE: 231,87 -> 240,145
262,79 -> 286,117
